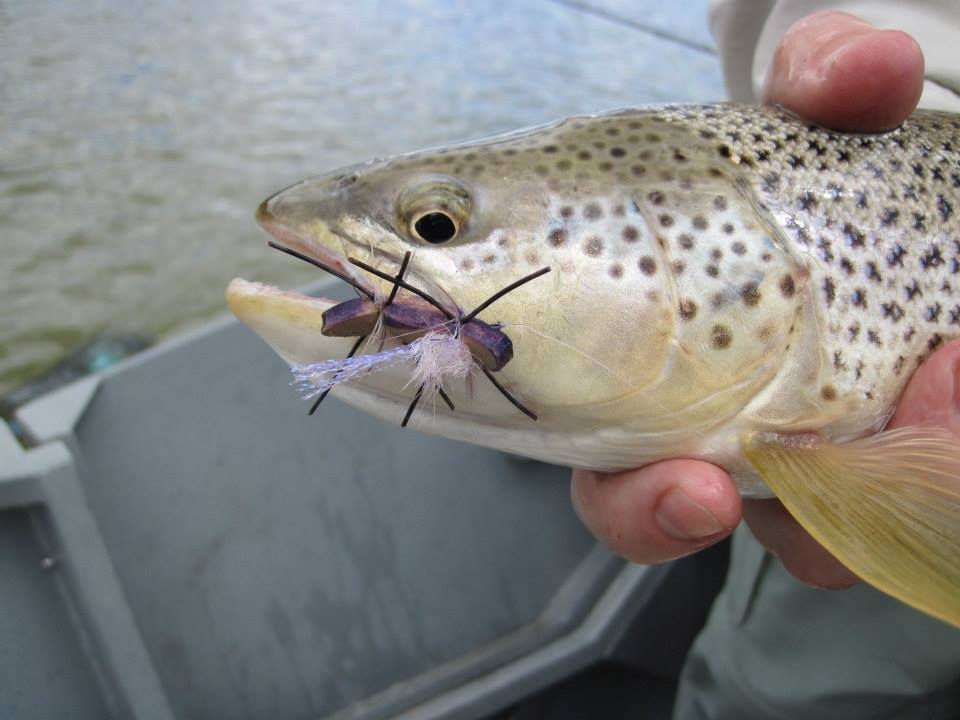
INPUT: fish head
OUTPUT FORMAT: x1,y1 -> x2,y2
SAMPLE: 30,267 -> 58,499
228,110 -> 806,467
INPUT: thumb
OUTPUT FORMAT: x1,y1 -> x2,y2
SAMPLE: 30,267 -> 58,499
762,10 -> 924,132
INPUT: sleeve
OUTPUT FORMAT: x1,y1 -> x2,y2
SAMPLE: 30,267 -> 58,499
709,0 -> 960,111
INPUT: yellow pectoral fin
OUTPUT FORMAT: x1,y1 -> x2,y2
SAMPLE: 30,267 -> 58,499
744,427 -> 960,629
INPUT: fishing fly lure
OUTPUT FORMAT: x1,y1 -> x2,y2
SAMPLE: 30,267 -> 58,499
268,241 -> 550,425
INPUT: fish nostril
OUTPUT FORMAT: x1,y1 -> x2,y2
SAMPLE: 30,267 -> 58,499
331,173 -> 359,190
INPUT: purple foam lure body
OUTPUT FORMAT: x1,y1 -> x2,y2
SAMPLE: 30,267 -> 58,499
320,295 -> 513,371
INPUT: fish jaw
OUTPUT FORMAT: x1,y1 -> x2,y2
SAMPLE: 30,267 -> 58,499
225,277 -> 455,427
225,278 -> 349,367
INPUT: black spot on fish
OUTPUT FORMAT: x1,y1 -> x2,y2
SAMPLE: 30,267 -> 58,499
843,223 -> 865,248
678,234 -> 694,250
648,191 -> 665,206
548,228 -> 568,247
881,302 -> 904,323
692,216 -> 708,230
706,265 -> 719,278
779,274 -> 795,298
821,385 -> 837,401
711,324 -> 732,349
817,238 -> 834,263
886,244 -> 906,268
866,262 -> 883,283
823,277 -> 836,306
905,280 -> 922,301
583,237 -> 603,256
673,260 -> 686,276
560,205 -> 574,219
740,282 -> 761,307
840,257 -> 855,276
925,303 -> 942,322
638,256 -> 657,275
609,263 -> 624,279
610,147 -> 627,158
797,191 -> 817,211
881,208 -> 899,227
920,245 -> 943,269
851,288 -> 867,308
658,214 -> 674,228
584,202 -> 603,220
679,299 -> 698,321
833,351 -> 846,371
713,196 -> 728,211
731,241 -> 746,256
622,226 -> 639,242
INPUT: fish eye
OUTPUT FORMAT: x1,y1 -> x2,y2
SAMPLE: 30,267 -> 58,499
397,175 -> 471,246
413,211 -> 458,244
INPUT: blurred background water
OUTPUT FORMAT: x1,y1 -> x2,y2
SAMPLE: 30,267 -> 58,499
0,0 -> 721,398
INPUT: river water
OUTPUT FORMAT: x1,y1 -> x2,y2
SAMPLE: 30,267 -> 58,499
0,0 -> 721,396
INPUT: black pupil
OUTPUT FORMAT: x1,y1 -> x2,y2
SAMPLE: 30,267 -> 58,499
414,212 -> 457,243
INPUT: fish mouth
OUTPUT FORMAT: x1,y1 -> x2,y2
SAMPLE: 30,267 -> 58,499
230,191 -> 546,425
228,199 -> 461,373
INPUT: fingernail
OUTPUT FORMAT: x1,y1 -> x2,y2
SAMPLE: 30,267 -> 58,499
656,488 -> 726,541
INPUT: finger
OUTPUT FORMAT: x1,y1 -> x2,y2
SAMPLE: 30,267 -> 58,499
571,460 -> 740,565
887,338 -> 960,432
742,499 -> 860,589
762,10 -> 924,131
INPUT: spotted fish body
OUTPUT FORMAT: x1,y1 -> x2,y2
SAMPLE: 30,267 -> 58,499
228,104 -> 960,628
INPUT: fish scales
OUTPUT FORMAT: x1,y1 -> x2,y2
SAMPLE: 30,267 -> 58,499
228,104 -> 960,628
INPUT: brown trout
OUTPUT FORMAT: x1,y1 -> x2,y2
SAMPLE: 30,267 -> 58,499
227,103 -> 960,628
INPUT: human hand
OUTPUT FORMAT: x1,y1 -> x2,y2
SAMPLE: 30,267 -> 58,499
572,11 -> 929,587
